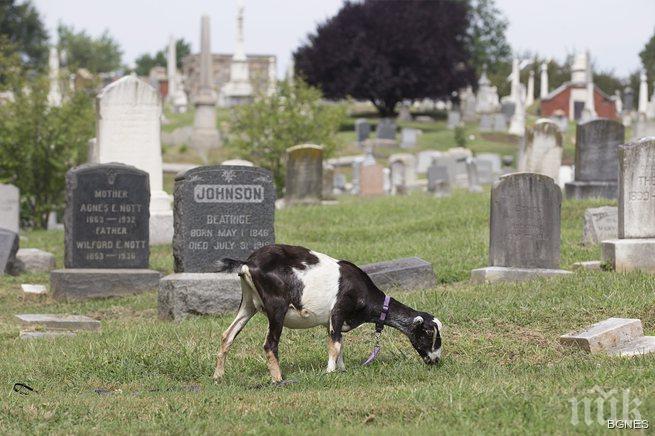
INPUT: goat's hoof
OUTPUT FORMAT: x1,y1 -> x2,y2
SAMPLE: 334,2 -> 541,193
272,379 -> 295,387
212,370 -> 224,381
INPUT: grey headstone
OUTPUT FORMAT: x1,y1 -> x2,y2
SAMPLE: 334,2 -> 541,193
376,118 -> 396,140
50,268 -> 160,300
466,158 -> 483,193
446,110 -> 461,129
355,119 -> 371,142
583,206 -> 618,245
479,114 -> 493,132
285,144 -> 323,204
520,119 -> 562,182
397,105 -> 412,121
492,113 -> 507,132
501,101 -> 515,122
575,119 -> 624,182
0,228 -> 18,275
618,138 -> 655,238
400,128 -> 418,148
416,151 -> 443,174
360,257 -> 436,292
322,164 -> 335,199
476,153 -> 502,174
159,273 -> 241,320
334,173 -> 346,191
64,164 -> 150,269
427,164 -> 452,196
489,173 -> 562,269
474,158 -> 494,185
12,248 -> 56,274
173,165 -> 276,272
624,87 -> 634,112
0,184 -> 19,234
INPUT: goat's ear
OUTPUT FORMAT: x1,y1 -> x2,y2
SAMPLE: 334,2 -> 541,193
412,316 -> 424,328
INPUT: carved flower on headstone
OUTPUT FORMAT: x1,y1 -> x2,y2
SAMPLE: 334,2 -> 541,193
221,169 -> 236,182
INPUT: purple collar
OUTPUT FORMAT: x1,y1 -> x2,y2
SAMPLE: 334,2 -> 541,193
363,295 -> 390,366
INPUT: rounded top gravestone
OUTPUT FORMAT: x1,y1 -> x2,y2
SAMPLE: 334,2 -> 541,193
521,119 -> 563,182
285,144 -> 323,204
173,165 -> 276,273
575,118 -> 625,182
489,173 -> 562,269
64,163 -> 150,269
618,137 -> 655,238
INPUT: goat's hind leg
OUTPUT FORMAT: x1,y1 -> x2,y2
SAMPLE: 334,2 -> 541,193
212,279 -> 257,380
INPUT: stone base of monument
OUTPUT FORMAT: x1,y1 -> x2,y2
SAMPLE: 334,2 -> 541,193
601,239 -> 655,273
572,260 -> 603,271
564,181 -> 617,200
560,317 -> 655,357
190,128 -> 221,150
360,257 -> 436,291
470,266 -> 572,284
50,269 -> 161,301
158,273 -> 241,321
149,211 -> 174,245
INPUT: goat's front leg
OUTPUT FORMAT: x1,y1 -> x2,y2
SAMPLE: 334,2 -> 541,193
264,309 -> 287,383
327,315 -> 344,373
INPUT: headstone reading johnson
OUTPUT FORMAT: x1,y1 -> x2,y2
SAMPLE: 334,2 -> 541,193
471,173 -> 571,283
50,163 -> 160,300
565,119 -> 624,199
285,144 -> 323,205
159,165 -> 276,320
602,138 -> 655,272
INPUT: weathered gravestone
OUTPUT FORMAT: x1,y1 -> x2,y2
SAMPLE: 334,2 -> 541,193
389,153 -> 417,195
518,119 -> 563,183
359,163 -> 385,196
492,113 -> 507,132
474,158 -> 495,185
50,164 -> 160,300
285,144 -> 323,205
360,257 -> 436,292
427,164 -> 452,197
602,138 -> 655,272
560,317 -> 655,356
95,75 -> 173,245
0,227 -> 18,275
322,163 -> 335,200
471,173 -> 571,283
565,119 -> 624,199
466,158 -> 483,193
355,118 -> 371,143
446,110 -> 461,129
376,118 -> 396,141
447,147 -> 473,188
0,184 -> 19,234
582,206 -> 618,245
159,165 -> 276,320
479,114 -> 493,132
416,151 -> 443,174
501,101 -> 515,122
400,128 -> 418,148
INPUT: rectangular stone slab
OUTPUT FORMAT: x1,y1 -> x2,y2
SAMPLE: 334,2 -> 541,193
470,266 -> 571,284
559,318 -> 643,353
20,331 -> 77,340
16,314 -> 101,331
158,273 -> 241,321
601,239 -> 655,273
606,336 -> 655,357
360,257 -> 436,292
50,268 -> 161,300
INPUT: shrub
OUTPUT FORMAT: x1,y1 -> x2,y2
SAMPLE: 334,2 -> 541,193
227,79 -> 346,194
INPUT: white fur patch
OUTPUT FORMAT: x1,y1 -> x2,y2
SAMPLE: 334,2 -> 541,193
427,347 -> 442,361
283,251 -> 341,329
433,317 -> 443,330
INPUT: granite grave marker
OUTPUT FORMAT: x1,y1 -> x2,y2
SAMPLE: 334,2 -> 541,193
285,144 -> 323,205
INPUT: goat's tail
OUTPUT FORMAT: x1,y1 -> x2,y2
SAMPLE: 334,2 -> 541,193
214,258 -> 246,274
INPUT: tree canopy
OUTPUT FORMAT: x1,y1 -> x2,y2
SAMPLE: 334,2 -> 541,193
134,39 -> 191,76
57,24 -> 122,73
0,0 -> 48,71
640,28 -> 655,84
294,0 -> 475,116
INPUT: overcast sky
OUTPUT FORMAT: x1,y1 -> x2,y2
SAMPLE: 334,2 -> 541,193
33,0 -> 655,78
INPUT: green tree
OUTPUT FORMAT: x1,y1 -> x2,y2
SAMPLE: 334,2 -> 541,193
467,0 -> 512,78
134,39 -> 191,76
57,24 -> 122,73
0,62 -> 95,228
0,0 -> 49,71
640,28 -> 655,84
227,79 -> 346,193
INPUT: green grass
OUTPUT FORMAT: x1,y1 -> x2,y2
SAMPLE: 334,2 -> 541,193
1,192 -> 652,434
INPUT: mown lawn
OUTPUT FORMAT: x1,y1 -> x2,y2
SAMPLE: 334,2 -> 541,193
1,192 -> 653,434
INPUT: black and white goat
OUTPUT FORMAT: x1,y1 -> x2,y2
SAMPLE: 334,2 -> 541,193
213,244 -> 442,383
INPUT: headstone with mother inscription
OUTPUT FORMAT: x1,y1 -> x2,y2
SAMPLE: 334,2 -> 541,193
602,138 -> 655,272
565,119 -> 624,199
50,163 -> 160,300
159,165 -> 276,320
471,173 -> 571,283
285,144 -> 323,205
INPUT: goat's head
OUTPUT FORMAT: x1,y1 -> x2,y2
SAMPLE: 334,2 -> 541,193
408,314 -> 442,365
